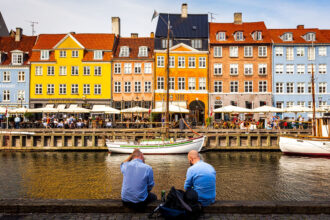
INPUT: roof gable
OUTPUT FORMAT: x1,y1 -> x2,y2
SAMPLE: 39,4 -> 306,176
170,43 -> 198,52
53,34 -> 84,49
269,28 -> 329,44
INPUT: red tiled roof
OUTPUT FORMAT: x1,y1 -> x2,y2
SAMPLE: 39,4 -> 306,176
29,51 -> 56,62
209,22 -> 272,44
0,35 -> 37,65
33,34 -> 66,50
319,30 -> 330,41
113,37 -> 154,59
269,28 -> 329,44
73,34 -> 115,50
81,51 -> 113,62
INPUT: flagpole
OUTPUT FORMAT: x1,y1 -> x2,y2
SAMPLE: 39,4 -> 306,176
165,15 -> 170,138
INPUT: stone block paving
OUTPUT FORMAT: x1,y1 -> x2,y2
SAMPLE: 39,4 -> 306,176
1,213 -> 330,220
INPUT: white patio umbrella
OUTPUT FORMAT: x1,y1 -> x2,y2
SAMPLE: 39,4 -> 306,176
0,107 -> 7,114
284,105 -> 313,113
61,106 -> 90,113
91,105 -> 120,114
252,106 -> 284,113
28,107 -> 58,113
121,106 -> 149,113
152,104 -> 189,113
213,105 -> 252,113
9,107 -> 28,114
316,105 -> 330,113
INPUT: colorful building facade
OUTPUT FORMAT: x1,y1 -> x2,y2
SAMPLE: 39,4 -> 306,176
0,28 -> 36,108
154,4 -> 209,124
29,33 -> 116,108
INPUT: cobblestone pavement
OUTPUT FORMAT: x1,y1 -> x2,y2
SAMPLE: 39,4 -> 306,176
1,213 -> 330,220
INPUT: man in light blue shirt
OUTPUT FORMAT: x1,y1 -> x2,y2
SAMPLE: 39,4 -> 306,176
121,149 -> 156,208
184,150 -> 216,206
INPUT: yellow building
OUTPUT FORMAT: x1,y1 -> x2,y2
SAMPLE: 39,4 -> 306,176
30,33 -> 116,108
154,43 -> 209,124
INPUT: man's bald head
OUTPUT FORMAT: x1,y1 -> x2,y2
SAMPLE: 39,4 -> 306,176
187,150 -> 200,165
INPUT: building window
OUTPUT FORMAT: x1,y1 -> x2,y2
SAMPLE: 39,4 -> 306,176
191,39 -> 202,48
17,90 -> 25,102
178,56 -> 185,68
275,47 -> 283,56
234,32 -> 244,41
3,90 -> 10,101
297,101 -> 305,107
3,71 -> 10,82
35,84 -> 42,95
286,47 -> 294,60
297,64 -> 305,74
214,81 -> 222,93
124,63 -> 132,74
319,82 -> 327,93
297,47 -> 305,57
134,63 -> 142,73
244,64 -> 253,75
144,63 -> 152,73
286,101 -> 294,108
94,66 -> 101,76
169,77 -> 175,90
71,66 -> 79,75
308,47 -> 315,60
258,64 -> 267,75
282,33 -> 293,41
40,50 -> 49,60
138,46 -> 148,57
12,53 -> 23,65
188,57 -> 196,68
258,81 -> 267,92
230,81 -> 238,93
229,46 -> 238,57
119,46 -> 129,57
214,46 -> 222,57
114,63 -> 121,74
124,82 -> 131,93
188,77 -> 196,90
59,84 -> 67,94
276,102 -> 284,109
308,83 -> 312,93
199,78 -> 206,90
18,71 -> 25,82
145,81 -> 151,93
94,84 -> 101,95
319,101 -> 327,107
199,57 -> 206,68
244,46 -> 253,57
83,84 -> 90,94
297,82 -> 305,93
275,64 -> 283,74
59,66 -> 67,75
304,32 -> 315,41
35,66 -> 42,75
178,77 -> 185,90
308,64 -> 316,74
213,63 -> 222,75
83,66 -> 90,75
71,84 -> 78,95
253,31 -> 263,41
134,82 -> 141,93
244,81 -> 253,93
216,32 -> 226,41
161,39 -> 172,49
47,66 -> 54,76
319,64 -> 327,74
72,50 -> 79,58
276,82 -> 284,93
59,50 -> 66,58
286,64 -> 294,74
94,50 -> 103,60
319,47 -> 327,56
287,82 -> 294,94
258,46 -> 267,57
157,77 -> 164,90
157,56 -> 164,67
230,64 -> 238,75
169,56 -> 175,68
114,82 -> 121,93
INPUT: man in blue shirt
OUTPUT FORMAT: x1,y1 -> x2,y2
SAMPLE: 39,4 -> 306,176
184,150 -> 216,206
121,149 -> 157,209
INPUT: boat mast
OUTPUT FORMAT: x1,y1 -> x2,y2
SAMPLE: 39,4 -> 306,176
311,40 -> 316,136
165,16 -> 170,137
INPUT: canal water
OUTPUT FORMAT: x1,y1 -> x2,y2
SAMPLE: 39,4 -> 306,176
0,151 -> 329,201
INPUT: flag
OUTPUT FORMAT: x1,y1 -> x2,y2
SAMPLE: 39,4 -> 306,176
5,107 -> 7,117
148,104 -> 152,114
210,107 -> 213,117
151,10 -> 159,21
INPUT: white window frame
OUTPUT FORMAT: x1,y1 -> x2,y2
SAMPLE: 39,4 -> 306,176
35,66 -> 43,76
229,46 -> 238,57
114,82 -> 121,93
258,46 -> 267,57
188,77 -> 196,90
319,82 -> 327,94
188,57 -> 196,68
258,81 -> 267,93
94,84 -> 101,95
230,81 -> 239,93
199,77 -> 206,90
297,82 -> 305,94
47,66 -> 55,76
144,63 -> 152,74
319,64 -> 327,74
318,47 -> 327,56
275,64 -> 283,74
191,39 -> 202,49
199,57 -> 206,68
234,32 -> 244,41
124,82 -> 131,93
244,81 -> 253,93
18,71 -> 25,82
134,63 -> 142,74
71,84 -> 78,95
244,46 -> 253,57
83,84 -> 90,95
297,47 -> 305,57
213,46 -> 222,57
214,63 -> 222,75
178,77 -> 185,90
286,82 -> 294,94
230,64 -> 238,75
216,32 -> 226,41
157,56 -> 164,67
40,50 -> 49,60
124,63 -> 132,74
83,66 -> 90,76
214,81 -> 222,93
59,50 -> 66,58
169,77 -> 175,90
3,90 -> 10,101
275,47 -> 283,56
94,66 -> 101,76
119,46 -> 129,57
157,77 -> 164,90
71,66 -> 79,76
276,82 -> 284,94
144,81 -> 151,93
286,47 -> 294,61
169,56 -> 175,68
72,50 -> 79,58
258,64 -> 267,75
308,47 -> 315,60
244,64 -> 253,75
138,46 -> 148,57
297,64 -> 305,74
59,66 -> 67,76
134,81 -> 141,93
12,53 -> 23,65
178,56 -> 185,68
286,64 -> 294,74
59,84 -> 67,95
94,50 -> 103,60
3,71 -> 10,82
114,63 -> 121,74
35,84 -> 42,95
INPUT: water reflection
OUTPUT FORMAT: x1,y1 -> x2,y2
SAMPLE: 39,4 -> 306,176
0,152 -> 329,201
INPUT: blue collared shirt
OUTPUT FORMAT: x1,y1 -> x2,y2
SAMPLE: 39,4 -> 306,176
184,160 -> 216,206
120,159 -> 154,203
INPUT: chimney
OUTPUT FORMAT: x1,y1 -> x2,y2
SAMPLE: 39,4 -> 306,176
112,17 -> 121,36
297,25 -> 304,29
131,33 -> 138,38
15,27 -> 22,42
150,32 -> 154,38
234,12 -> 242,24
181,3 -> 188,18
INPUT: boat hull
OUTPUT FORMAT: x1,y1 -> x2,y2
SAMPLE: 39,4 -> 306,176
279,136 -> 330,157
106,136 -> 205,154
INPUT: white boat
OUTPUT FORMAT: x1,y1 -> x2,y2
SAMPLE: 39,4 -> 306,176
106,136 -> 205,154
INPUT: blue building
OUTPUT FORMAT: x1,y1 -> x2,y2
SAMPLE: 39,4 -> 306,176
270,26 -> 330,118
0,28 -> 36,108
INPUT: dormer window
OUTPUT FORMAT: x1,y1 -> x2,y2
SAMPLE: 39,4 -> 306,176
252,31 -> 262,41
304,32 -> 316,41
216,32 -> 226,41
12,53 -> 23,65
161,39 -> 173,49
138,46 -> 148,57
191,39 -> 202,48
234,32 -> 244,41
282,33 -> 293,41
94,50 -> 103,60
40,50 -> 49,60
119,46 -> 129,57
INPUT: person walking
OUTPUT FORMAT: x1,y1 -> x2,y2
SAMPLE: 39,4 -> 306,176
14,115 -> 21,129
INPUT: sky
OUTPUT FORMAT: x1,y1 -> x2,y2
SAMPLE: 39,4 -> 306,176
1,0 -> 330,37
